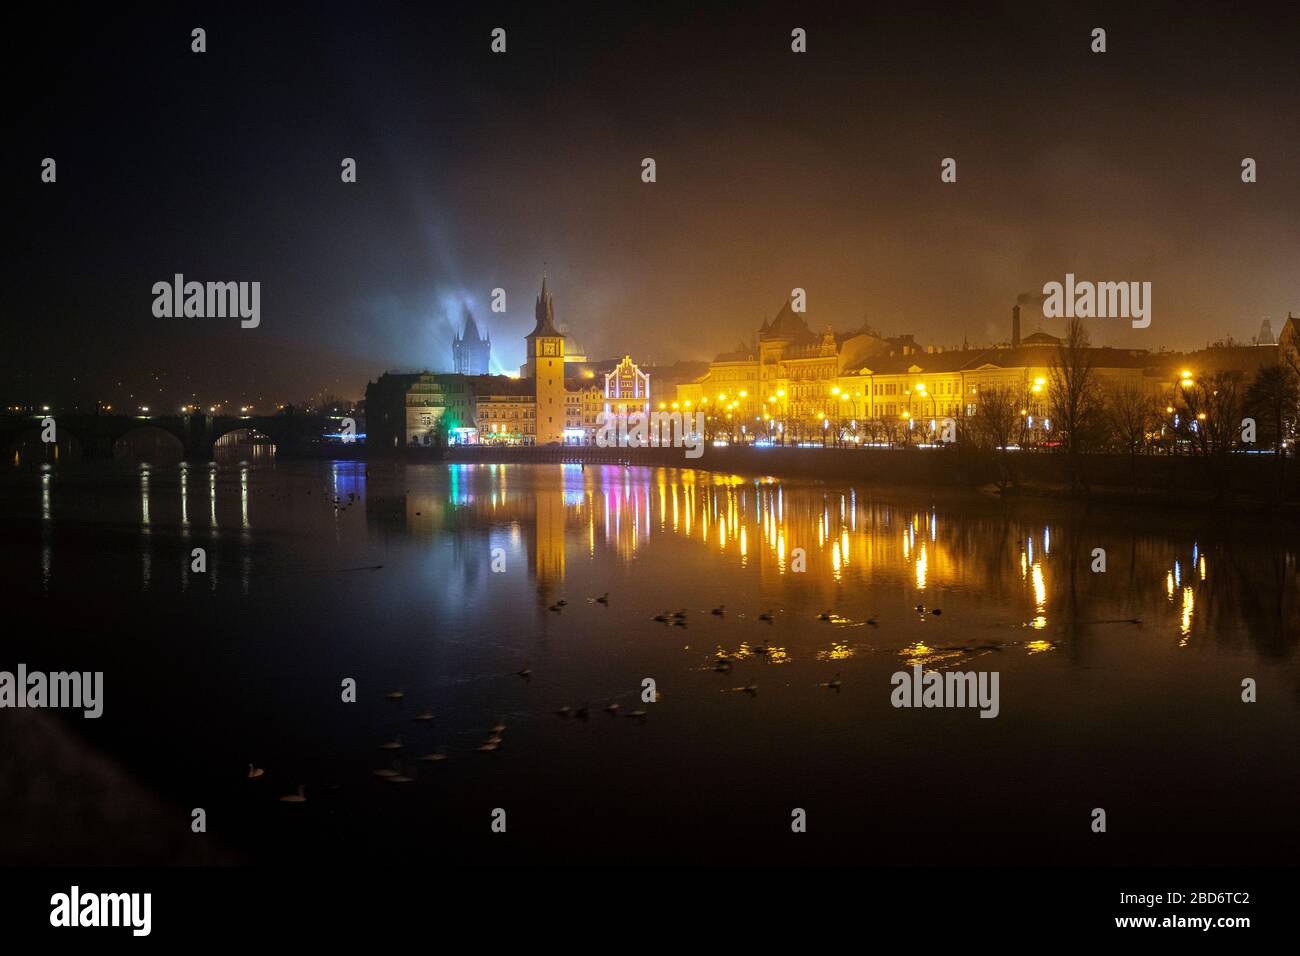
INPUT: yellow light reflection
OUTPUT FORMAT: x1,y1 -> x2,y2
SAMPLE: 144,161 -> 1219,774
1031,562 -> 1046,629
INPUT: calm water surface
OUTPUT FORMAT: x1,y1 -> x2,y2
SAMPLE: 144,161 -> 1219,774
3,459 -> 1298,865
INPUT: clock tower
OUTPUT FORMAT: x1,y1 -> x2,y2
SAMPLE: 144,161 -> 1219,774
526,275 -> 567,444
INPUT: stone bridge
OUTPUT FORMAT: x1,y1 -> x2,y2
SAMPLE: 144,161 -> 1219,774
0,412 -> 337,461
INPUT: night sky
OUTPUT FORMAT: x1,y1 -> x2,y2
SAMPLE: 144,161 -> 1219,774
8,1 -> 1299,410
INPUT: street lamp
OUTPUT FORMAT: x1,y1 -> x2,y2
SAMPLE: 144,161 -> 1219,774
770,390 -> 787,445
915,384 -> 936,441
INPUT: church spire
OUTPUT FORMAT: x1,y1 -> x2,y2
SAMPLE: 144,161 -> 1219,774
451,302 -> 492,374
461,303 -> 484,342
530,273 -> 560,337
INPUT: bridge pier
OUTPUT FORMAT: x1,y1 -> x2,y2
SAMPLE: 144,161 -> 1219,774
2,411 -> 333,464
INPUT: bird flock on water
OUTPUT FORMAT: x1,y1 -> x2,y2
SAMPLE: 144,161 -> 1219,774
252,590 -> 951,803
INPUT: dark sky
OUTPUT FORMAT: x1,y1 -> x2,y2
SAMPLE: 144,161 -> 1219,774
7,0 -> 1299,410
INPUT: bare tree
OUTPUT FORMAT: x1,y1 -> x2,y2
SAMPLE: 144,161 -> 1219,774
970,385 -> 1020,490
1106,382 -> 1159,486
1049,318 -> 1105,491
1244,362 -> 1300,496
1175,370 -> 1246,501
1176,371 -> 1244,455
971,385 -> 1019,451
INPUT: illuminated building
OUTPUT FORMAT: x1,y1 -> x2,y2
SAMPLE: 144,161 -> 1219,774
363,372 -> 447,449
564,384 -> 604,445
677,296 -> 946,443
469,377 -> 536,443
605,355 -> 650,409
676,298 -> 1300,445
451,306 -> 492,375
525,276 -> 567,444
596,354 -> 650,438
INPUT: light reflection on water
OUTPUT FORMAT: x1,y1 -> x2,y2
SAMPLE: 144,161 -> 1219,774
12,461 -> 1300,656
5,460 -> 1300,864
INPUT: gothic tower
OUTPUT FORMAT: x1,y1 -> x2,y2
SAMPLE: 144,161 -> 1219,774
452,305 -> 492,375
526,275 -> 566,443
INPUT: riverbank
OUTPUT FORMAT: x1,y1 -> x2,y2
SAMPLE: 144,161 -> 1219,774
12,440 -> 1297,516
444,444 -> 1300,515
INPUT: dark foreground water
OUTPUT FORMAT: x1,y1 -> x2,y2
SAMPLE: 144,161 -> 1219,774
2,459 -> 1298,865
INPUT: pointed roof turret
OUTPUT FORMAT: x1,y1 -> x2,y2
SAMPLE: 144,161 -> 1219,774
759,297 -> 815,344
460,304 -> 486,342
529,274 -> 561,337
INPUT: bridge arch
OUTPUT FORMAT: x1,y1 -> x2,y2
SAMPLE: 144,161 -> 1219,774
112,425 -> 186,465
4,424 -> 85,467
212,426 -> 277,463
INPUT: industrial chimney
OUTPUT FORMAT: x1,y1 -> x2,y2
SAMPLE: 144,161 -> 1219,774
1011,304 -> 1021,348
